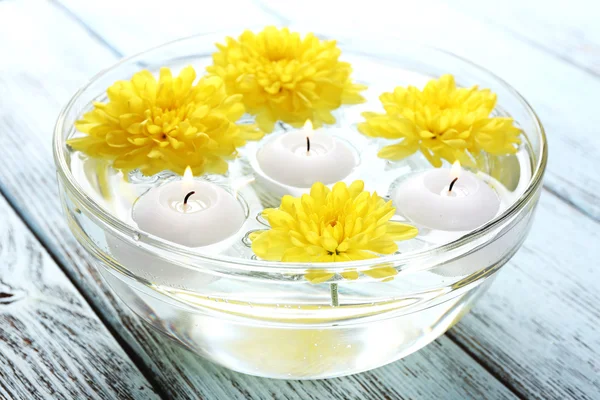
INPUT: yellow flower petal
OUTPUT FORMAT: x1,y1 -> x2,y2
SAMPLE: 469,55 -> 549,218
207,27 -> 366,132
378,141 -> 420,160
365,240 -> 398,255
68,66 -> 261,176
282,247 -> 311,262
360,74 -> 521,167
249,181 -> 417,283
340,270 -> 359,280
386,222 -> 419,241
363,266 -> 398,281
305,270 -> 335,284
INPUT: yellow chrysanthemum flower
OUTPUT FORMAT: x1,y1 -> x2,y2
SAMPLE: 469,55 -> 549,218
250,181 -> 418,283
207,26 -> 367,133
68,66 -> 262,176
358,74 -> 521,168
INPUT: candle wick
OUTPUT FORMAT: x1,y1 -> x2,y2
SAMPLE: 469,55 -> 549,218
306,136 -> 311,153
448,177 -> 459,192
183,191 -> 195,205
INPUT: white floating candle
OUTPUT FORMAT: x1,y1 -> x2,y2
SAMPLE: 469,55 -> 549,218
257,121 -> 356,188
132,167 -> 245,247
395,161 -> 500,231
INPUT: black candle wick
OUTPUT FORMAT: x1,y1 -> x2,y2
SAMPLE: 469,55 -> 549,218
306,136 -> 311,153
448,177 -> 459,192
183,191 -> 195,205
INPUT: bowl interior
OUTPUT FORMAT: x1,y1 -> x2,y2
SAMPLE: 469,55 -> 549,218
54,31 -> 547,275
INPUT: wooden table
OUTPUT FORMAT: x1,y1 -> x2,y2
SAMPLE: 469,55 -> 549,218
1,0 -> 599,398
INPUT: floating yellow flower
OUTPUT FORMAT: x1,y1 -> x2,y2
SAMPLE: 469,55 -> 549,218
250,181 -> 418,283
207,26 -> 367,133
69,66 -> 262,176
358,74 -> 521,168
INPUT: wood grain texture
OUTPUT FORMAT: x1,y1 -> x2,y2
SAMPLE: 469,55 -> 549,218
452,0 -> 600,77
0,193 -> 158,399
49,5 -> 600,398
0,1 -> 519,399
132,338 -> 519,400
51,0 -> 277,57
450,191 -> 600,400
51,1 -> 600,398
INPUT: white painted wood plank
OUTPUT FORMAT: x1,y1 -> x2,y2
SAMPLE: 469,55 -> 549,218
0,195 -> 158,399
60,0 -> 600,220
451,0 -> 600,77
53,0 -> 278,56
49,1 -> 600,399
0,1 -> 519,399
142,339 -> 519,400
451,191 -> 600,400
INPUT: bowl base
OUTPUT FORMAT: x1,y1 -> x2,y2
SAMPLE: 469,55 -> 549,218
97,266 -> 494,380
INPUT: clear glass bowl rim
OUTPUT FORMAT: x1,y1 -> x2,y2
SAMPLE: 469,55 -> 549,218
53,30 -> 548,274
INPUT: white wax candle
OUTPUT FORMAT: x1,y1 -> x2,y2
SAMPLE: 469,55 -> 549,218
132,168 -> 245,247
257,121 -> 356,188
395,162 -> 500,231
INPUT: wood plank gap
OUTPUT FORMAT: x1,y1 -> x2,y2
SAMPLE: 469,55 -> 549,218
0,2 -> 526,397
48,0 -> 124,59
445,332 -> 528,400
543,185 -> 600,224
17,3 -> 595,397
0,184 -> 172,400
36,3 -> 593,396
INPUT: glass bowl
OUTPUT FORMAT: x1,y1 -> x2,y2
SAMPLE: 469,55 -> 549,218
53,31 -> 547,380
